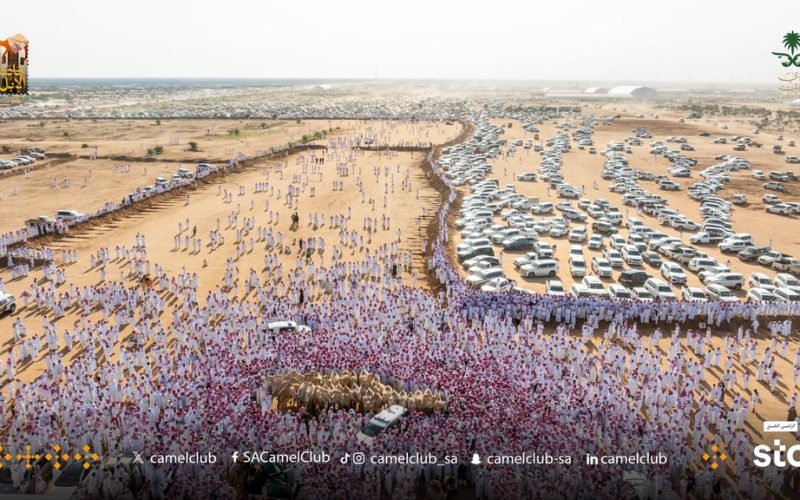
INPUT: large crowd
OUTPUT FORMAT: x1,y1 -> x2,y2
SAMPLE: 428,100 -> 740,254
0,118 -> 797,499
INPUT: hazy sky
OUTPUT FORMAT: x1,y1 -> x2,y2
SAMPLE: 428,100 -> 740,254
4,0 -> 798,83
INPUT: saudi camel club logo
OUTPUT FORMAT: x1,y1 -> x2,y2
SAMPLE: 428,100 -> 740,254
774,31 -> 800,95
0,33 -> 28,95
773,31 -> 800,68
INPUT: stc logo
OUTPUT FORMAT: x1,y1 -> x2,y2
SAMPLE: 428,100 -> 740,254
754,440 -> 800,468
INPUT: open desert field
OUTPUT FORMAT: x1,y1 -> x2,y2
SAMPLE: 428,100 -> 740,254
0,118 -> 459,161
0,119 -> 462,383
0,119 -> 459,233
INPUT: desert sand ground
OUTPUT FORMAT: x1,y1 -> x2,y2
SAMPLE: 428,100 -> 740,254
0,120 -> 462,383
0,120 -> 457,233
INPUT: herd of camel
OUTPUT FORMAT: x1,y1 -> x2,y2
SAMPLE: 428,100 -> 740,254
264,369 -> 447,415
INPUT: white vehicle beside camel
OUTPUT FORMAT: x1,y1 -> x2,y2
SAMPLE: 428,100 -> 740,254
357,405 -> 408,444
264,320 -> 312,335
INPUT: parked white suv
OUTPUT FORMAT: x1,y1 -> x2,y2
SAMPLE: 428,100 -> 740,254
621,245 -> 643,265
569,256 -> 587,277
644,278 -> 677,300
718,239 -> 751,253
703,272 -> 745,290
660,262 -> 688,284
0,292 -> 16,316
519,260 -> 559,278
748,272 -> 775,291
55,209 -> 85,221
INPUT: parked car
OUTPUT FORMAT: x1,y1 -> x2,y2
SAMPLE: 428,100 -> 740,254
766,204 -> 793,215
588,234 -> 604,250
618,270 -> 651,287
776,273 -> 800,292
24,215 -> 54,226
703,272 -> 745,289
569,256 -> 587,277
581,276 -> 607,297
682,286 -> 708,302
661,262 -> 688,284
550,224 -> 569,237
621,245 -> 643,266
748,272 -> 775,291
747,287 -> 778,302
591,220 -> 618,234
512,253 -> 538,270
481,277 -> 515,292
530,202 -> 554,214
463,255 -> 501,270
55,209 -> 84,221
568,226 -> 588,243
546,279 -> 566,296
706,284 -> 738,302
774,287 -> 800,301
773,257 -> 800,274
719,239 -> 752,253
642,251 -> 662,267
731,194 -> 747,205
738,246 -> 772,262
608,284 -> 632,300
602,248 -> 624,267
533,241 -> 555,259
502,236 -> 536,251
690,232 -> 724,245
568,284 -> 593,298
644,278 -> 677,300
0,292 -> 16,316
466,267 -> 506,287
632,287 -> 655,302
763,182 -> 786,191
519,260 -> 559,278
590,257 -> 613,278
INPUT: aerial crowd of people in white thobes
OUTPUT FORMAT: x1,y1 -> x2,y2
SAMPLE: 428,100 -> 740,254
0,119 -> 796,499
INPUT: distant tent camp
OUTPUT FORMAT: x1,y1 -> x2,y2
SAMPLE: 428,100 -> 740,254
606,86 -> 659,100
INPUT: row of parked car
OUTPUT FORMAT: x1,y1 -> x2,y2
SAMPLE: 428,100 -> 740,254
450,114 -> 800,302
0,147 -> 46,170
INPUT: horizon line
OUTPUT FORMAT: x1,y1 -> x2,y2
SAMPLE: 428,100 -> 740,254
26,76 -> 781,87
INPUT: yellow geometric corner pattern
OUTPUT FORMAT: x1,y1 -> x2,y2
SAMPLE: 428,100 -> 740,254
702,444 -> 727,470
0,444 -> 99,470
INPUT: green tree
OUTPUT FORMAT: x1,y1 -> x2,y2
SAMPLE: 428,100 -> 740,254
155,119 -> 161,126
188,141 -> 199,152
1,145 -> 11,153
784,31 -> 800,54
